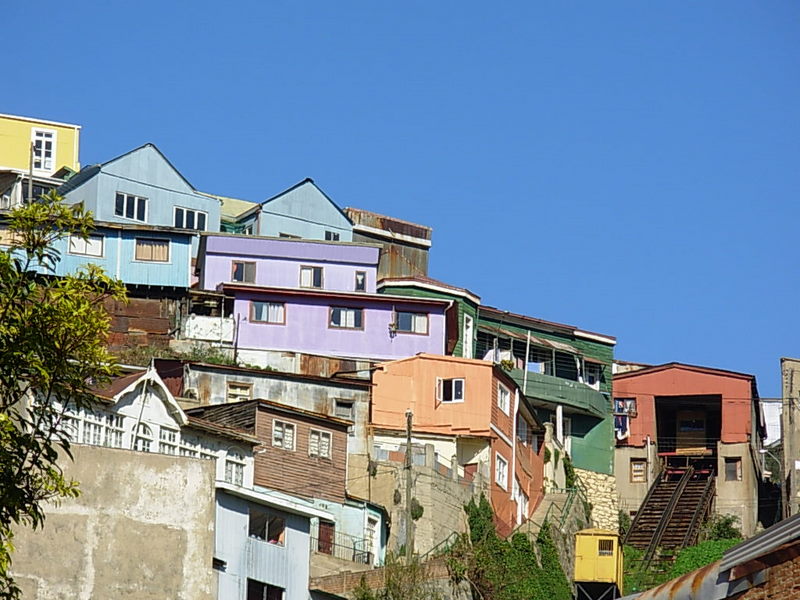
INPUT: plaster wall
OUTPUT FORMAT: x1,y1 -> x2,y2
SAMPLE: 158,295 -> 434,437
614,444 -> 657,514
716,441 -> 760,537
11,444 -> 215,600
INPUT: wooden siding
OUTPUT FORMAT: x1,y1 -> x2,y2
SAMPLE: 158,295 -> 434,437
254,405 -> 348,503
189,402 -> 258,432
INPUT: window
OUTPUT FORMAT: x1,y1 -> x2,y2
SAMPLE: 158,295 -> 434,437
613,398 -> 637,417
227,382 -> 252,402
495,453 -> 508,490
395,311 -> 428,334
436,378 -> 465,403
251,301 -> 285,324
334,400 -> 354,420
325,230 -> 340,241
32,129 -> 56,172
355,271 -> 366,292
180,434 -> 200,457
68,234 -> 104,257
247,579 -> 284,600
174,207 -> 207,231
232,261 -> 256,283
225,449 -> 246,486
498,383 -> 511,415
598,539 -> 614,556
242,224 -> 254,235
82,413 -> 103,446
725,457 -> 742,482
104,414 -> 124,448
329,307 -> 363,329
134,238 -> 169,262
300,266 -> 323,288
115,193 -> 148,222
279,232 -> 300,239
584,363 -> 601,389
159,427 -> 178,455
630,459 -> 647,483
272,420 -> 295,450
249,506 -> 285,545
517,418 -> 531,445
134,423 -> 153,452
309,430 -> 332,458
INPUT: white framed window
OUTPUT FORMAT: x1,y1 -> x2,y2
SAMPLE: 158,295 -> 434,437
631,459 -> 647,483
115,192 -> 148,222
330,307 -> 363,329
225,448 -> 246,486
251,301 -> 285,324
242,224 -> 254,235
174,206 -> 207,231
517,418 -> 531,445
159,427 -> 179,455
436,378 -> 465,403
300,265 -> 323,288
495,452 -> 508,490
104,414 -> 124,448
272,420 -> 295,451
32,128 -> 56,172
498,383 -> 511,415
180,434 -> 200,457
82,413 -> 103,446
232,261 -> 256,283
227,382 -> 252,402
355,271 -> 366,292
134,423 -> 153,452
583,363 -> 601,389
325,230 -> 340,241
309,429 -> 332,459
134,238 -> 169,262
61,414 -> 79,442
68,234 -> 104,257
395,311 -> 428,335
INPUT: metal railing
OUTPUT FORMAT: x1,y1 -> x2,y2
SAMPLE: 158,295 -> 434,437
310,533 -> 373,565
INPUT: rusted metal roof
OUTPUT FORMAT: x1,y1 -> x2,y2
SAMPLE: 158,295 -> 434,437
478,324 -> 581,355
344,207 -> 431,241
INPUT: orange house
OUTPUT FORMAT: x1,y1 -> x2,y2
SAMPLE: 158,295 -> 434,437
613,362 -> 765,536
371,353 -> 545,535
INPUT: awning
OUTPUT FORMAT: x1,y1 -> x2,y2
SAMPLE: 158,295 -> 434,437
478,324 -> 581,356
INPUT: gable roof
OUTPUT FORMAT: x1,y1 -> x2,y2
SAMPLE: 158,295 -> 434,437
92,365 -> 188,426
613,362 -> 756,382
57,143 -> 199,196
238,178 -> 354,226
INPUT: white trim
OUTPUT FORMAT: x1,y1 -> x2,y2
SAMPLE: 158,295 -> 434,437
494,452 -> 509,490
574,329 -> 617,345
111,366 -> 188,426
378,279 -> 480,305
0,113 -> 81,129
115,192 -> 149,224
497,383 -> 511,416
489,423 -> 513,447
308,428 -> 332,459
272,419 -> 296,451
173,205 -> 209,231
31,128 -> 57,174
215,481 -> 334,520
352,223 -> 432,248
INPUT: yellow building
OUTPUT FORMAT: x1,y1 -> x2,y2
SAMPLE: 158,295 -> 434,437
0,113 -> 81,208
574,528 -> 624,600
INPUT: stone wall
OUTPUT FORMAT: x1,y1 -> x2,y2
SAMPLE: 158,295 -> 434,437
11,445 -> 216,599
576,467 -> 619,531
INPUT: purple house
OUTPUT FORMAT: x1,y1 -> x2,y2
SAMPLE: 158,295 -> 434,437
195,233 -> 452,361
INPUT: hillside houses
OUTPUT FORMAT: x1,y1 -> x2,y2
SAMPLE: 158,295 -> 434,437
0,112 -> 782,600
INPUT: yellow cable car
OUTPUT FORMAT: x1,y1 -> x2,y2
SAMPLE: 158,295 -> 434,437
574,528 -> 624,600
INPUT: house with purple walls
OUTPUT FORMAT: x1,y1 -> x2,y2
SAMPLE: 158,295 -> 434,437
189,233 -> 453,363
196,233 -> 380,293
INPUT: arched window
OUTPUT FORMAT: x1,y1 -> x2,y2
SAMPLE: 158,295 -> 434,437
225,447 -> 246,486
134,423 -> 153,452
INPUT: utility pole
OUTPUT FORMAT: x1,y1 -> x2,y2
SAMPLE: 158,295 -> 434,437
405,409 -> 414,563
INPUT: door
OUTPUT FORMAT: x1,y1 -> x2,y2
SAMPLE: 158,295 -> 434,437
318,520 -> 335,555
463,314 -> 474,359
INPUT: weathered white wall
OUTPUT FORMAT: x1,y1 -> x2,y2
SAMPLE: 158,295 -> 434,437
11,445 -> 216,599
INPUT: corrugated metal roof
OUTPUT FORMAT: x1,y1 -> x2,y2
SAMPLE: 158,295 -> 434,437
720,512 -> 800,571
478,324 -> 581,355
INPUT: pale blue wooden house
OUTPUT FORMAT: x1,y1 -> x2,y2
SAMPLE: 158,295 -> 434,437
57,143 -> 221,254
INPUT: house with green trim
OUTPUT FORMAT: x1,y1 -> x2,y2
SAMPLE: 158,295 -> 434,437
476,305 -> 618,529
377,275 -> 481,359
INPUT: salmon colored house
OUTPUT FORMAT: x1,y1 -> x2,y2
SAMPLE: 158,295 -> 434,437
613,362 -> 765,536
371,354 -> 545,535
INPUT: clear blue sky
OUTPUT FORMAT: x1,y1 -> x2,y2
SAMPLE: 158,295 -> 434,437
6,2 -> 799,397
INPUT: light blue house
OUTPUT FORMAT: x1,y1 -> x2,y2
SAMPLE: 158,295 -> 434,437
57,144 -> 221,253
233,179 -> 353,241
215,482 -> 333,600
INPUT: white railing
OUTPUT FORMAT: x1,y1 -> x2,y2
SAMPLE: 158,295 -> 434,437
182,314 -> 234,343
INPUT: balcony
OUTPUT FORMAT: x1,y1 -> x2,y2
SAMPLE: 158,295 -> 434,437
509,369 -> 608,417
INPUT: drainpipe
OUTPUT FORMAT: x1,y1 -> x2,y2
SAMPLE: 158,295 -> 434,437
646,435 -> 652,487
522,332 -> 530,395
511,389 -> 519,504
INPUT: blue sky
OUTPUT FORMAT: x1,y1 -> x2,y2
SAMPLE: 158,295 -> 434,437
6,2 -> 799,396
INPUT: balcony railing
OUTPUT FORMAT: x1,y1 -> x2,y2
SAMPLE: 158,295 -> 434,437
310,532 -> 373,565
510,369 -> 608,417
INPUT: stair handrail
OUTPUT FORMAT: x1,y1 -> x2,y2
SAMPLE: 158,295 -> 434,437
680,475 -> 716,549
623,471 -> 664,546
641,467 -> 695,567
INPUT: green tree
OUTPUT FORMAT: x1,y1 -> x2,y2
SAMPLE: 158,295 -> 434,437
0,191 -> 125,598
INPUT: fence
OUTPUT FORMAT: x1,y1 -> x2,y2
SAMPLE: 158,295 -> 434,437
310,531 -> 373,565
